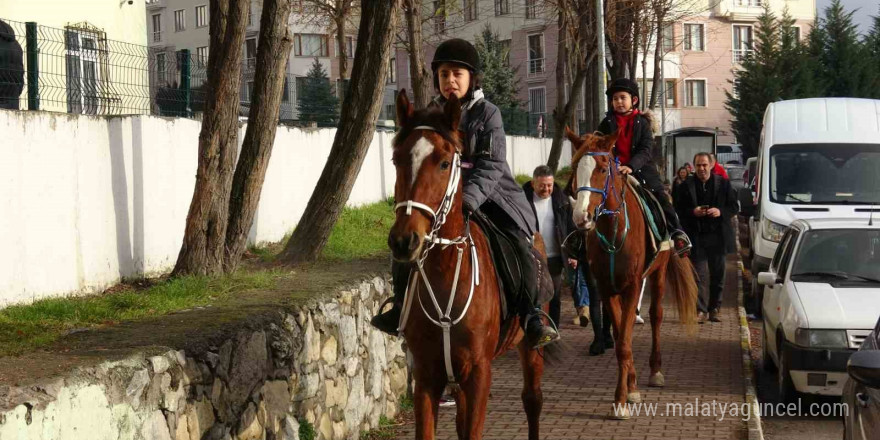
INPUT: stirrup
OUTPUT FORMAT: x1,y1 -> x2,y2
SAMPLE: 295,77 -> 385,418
672,231 -> 692,257
523,309 -> 560,349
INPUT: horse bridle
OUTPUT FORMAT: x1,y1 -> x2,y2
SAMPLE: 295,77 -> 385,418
575,151 -> 630,290
392,125 -> 480,390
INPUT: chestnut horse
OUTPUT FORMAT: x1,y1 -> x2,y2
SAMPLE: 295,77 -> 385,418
388,90 -> 550,439
565,128 -> 698,419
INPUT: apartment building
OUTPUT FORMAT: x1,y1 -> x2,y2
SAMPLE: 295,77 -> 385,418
395,0 -> 814,140
145,0 -> 396,122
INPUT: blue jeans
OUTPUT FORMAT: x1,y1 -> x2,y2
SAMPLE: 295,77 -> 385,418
568,265 -> 590,308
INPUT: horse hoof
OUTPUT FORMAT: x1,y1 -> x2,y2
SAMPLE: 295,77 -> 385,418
648,372 -> 665,387
610,406 -> 631,420
626,392 -> 641,404
589,340 -> 605,356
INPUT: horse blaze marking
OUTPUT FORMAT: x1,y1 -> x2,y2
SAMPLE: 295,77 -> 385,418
411,137 -> 435,185
575,155 -> 597,219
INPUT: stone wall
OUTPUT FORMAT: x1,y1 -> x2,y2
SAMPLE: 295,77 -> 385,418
0,277 -> 408,440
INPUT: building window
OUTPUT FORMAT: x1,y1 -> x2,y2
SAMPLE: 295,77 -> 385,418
245,38 -> 257,67
195,5 -> 208,28
433,1 -> 446,34
174,9 -> 186,32
526,0 -> 538,19
155,52 -> 167,84
528,34 -> 544,77
336,36 -> 355,58
65,29 -> 101,115
151,14 -> 162,42
463,0 -> 477,22
294,34 -> 329,57
529,87 -> 546,135
683,23 -> 704,51
685,79 -> 706,107
247,6 -> 253,26
735,0 -> 762,5
387,56 -> 396,84
196,46 -> 208,67
662,24 -> 674,52
732,25 -> 753,63
500,39 -> 511,66
282,77 -> 289,102
495,0 -> 509,15
789,26 -> 801,41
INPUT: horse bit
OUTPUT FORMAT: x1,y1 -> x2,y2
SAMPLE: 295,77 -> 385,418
576,151 -> 630,290
392,125 -> 481,390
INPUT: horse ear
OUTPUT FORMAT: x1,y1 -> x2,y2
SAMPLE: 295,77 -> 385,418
601,132 -> 619,152
444,94 -> 462,132
396,89 -> 413,127
564,126 -> 581,145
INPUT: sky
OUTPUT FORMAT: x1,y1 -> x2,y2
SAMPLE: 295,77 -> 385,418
816,0 -> 878,34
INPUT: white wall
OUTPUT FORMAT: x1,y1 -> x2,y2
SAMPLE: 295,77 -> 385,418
0,111 -> 569,307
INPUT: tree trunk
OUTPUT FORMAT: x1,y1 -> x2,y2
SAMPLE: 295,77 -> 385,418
629,5 -> 640,81
223,0 -> 295,272
173,0 -> 249,277
279,0 -> 401,264
335,12 -> 348,81
648,17 -> 663,109
405,0 -> 432,109
547,11 -> 569,172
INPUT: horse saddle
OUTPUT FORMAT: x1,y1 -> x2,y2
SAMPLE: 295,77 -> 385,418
470,210 -> 554,321
625,176 -> 672,256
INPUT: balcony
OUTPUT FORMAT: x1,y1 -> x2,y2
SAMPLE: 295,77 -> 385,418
528,58 -> 545,78
714,0 -> 763,20
732,48 -> 753,64
152,31 -> 162,43
146,0 -> 164,10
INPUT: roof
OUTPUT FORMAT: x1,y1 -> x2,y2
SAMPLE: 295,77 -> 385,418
791,217 -> 880,231
765,98 -> 880,145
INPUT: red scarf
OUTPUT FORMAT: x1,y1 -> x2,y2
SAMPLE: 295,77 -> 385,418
614,110 -> 639,166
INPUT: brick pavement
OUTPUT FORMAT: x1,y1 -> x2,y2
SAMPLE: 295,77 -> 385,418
396,255 -> 748,440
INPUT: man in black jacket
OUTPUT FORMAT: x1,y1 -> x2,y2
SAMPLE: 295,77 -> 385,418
674,152 -> 738,322
0,19 -> 24,110
522,165 -> 580,327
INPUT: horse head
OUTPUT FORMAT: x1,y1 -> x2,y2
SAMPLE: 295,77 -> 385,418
565,127 -> 619,231
388,89 -> 464,262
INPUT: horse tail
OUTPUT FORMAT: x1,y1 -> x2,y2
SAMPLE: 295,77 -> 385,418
666,253 -> 698,334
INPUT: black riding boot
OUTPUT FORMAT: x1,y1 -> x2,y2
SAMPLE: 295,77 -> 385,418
370,261 -> 411,336
587,268 -> 613,356
512,233 -> 560,349
652,188 -> 692,256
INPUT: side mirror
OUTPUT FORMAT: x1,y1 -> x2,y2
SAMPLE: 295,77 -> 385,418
848,350 -> 880,388
757,271 -> 781,286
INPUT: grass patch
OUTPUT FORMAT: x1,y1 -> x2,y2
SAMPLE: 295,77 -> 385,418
321,198 -> 395,261
516,165 -> 572,187
299,419 -> 317,440
360,415 -> 396,440
515,174 -> 531,186
0,270 -> 282,357
399,394 -> 414,411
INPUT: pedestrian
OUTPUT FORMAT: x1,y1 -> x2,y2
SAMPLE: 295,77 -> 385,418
672,166 -> 689,194
0,19 -> 25,110
371,38 -> 559,349
597,78 -> 692,256
523,165 -> 579,328
674,152 -> 738,323
709,153 -> 729,180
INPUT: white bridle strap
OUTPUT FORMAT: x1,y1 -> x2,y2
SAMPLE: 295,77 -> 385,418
393,200 -> 436,218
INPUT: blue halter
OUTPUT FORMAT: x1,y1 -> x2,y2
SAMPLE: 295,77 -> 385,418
575,151 -> 630,291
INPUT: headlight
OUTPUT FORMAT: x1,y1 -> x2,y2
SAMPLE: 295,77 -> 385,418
794,329 -> 848,348
762,218 -> 787,243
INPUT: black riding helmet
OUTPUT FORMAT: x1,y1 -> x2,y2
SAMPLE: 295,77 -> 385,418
605,78 -> 640,108
432,38 -> 481,100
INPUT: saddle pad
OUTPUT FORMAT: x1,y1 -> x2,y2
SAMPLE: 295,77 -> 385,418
625,176 -> 669,254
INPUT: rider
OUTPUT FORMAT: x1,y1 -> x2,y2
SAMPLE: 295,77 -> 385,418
370,38 -> 560,349
598,78 -> 692,256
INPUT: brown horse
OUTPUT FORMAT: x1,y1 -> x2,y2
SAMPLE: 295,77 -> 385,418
388,90 -> 550,439
565,127 -> 698,419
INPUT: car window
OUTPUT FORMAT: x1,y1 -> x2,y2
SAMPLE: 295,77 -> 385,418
778,231 -> 800,279
770,229 -> 793,272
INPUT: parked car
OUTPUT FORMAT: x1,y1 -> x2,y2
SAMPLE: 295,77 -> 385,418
724,163 -> 746,191
747,98 -> 880,314
742,157 -> 757,190
716,143 -> 743,164
842,314 -> 880,440
759,218 -> 880,402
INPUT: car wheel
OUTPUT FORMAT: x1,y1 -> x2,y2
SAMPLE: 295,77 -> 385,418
777,338 -> 796,403
762,321 -> 776,372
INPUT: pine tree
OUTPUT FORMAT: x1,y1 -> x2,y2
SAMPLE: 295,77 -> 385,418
474,25 -> 527,135
725,5 -> 780,158
864,7 -> 880,98
816,0 -> 871,97
777,9 -> 811,99
297,58 -> 339,127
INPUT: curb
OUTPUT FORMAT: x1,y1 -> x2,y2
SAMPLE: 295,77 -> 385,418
735,220 -> 765,440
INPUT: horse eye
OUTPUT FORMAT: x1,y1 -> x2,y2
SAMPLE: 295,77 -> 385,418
440,161 -> 451,170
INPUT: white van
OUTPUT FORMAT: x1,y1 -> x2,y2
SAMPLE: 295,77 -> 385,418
749,98 -> 880,300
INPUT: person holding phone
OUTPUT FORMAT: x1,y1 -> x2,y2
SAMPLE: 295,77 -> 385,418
674,152 -> 738,323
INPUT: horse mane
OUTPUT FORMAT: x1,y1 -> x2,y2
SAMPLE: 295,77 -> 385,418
392,105 -> 461,152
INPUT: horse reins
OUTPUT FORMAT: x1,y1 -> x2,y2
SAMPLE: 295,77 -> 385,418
576,151 -> 630,290
392,125 -> 480,390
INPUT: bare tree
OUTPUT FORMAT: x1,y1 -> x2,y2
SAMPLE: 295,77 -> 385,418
297,0 -> 358,81
279,0 -> 402,264
173,0 -> 250,277
403,0 -> 433,108
224,0 -> 296,272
